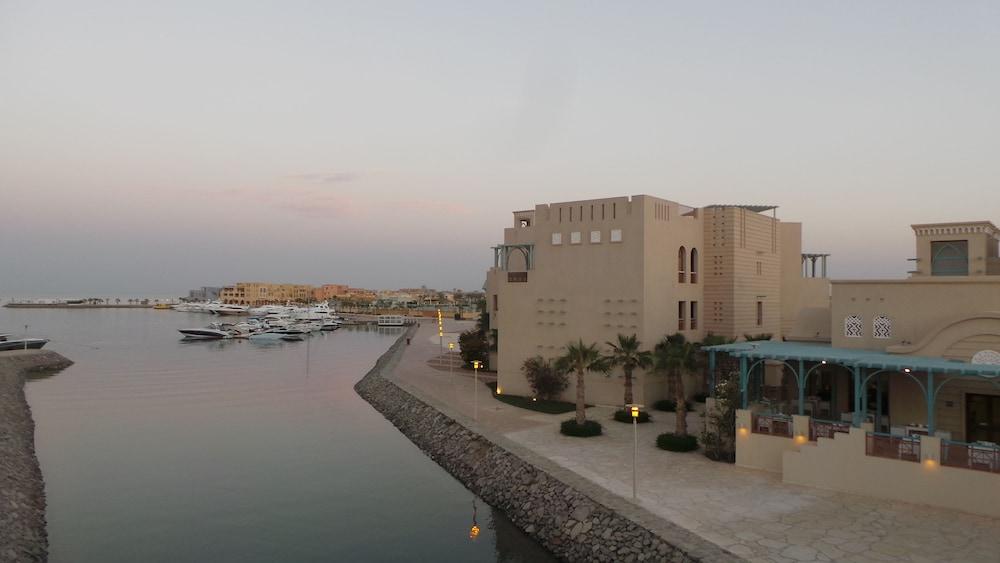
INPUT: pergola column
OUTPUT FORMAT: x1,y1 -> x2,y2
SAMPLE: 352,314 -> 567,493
708,350 -> 716,398
852,366 -> 863,426
739,355 -> 749,408
926,370 -> 936,434
797,359 -> 806,415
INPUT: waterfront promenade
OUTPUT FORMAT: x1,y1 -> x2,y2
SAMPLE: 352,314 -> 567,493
388,320 -> 1000,563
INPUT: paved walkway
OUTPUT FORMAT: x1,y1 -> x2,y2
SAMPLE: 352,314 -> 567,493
386,322 -> 1000,563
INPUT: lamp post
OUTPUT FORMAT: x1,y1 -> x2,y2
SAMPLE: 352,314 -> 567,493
628,404 -> 642,500
437,309 -> 443,355
472,360 -> 481,422
448,342 -> 455,380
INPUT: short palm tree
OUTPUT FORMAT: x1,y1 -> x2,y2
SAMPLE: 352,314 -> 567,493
605,334 -> 653,407
556,339 -> 608,425
654,333 -> 699,437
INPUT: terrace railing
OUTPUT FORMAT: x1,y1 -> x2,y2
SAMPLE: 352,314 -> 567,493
752,413 -> 793,438
941,440 -> 1000,474
866,432 -> 919,462
809,419 -> 851,441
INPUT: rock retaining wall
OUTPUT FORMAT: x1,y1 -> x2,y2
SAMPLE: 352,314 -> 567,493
355,328 -> 736,563
0,351 -> 73,563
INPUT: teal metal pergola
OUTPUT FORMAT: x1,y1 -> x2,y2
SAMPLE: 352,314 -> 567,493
705,341 -> 1000,434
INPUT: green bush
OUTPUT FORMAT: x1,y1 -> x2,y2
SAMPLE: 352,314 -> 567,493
560,419 -> 603,437
487,382 -> 576,414
612,409 -> 651,423
652,399 -> 692,412
656,433 -> 698,452
692,392 -> 708,403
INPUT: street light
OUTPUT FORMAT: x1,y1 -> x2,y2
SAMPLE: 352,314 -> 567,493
472,360 -> 481,421
628,404 -> 643,500
448,342 -> 455,380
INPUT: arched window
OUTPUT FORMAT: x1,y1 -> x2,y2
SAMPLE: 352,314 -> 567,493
678,246 -> 687,283
931,240 -> 969,276
873,315 -> 892,339
844,315 -> 863,338
690,248 -> 699,284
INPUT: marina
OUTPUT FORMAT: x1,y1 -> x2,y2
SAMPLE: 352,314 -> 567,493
0,307 -> 553,563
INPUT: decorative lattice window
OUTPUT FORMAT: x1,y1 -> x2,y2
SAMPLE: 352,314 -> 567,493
844,315 -> 863,338
873,315 -> 892,339
972,350 -> 1000,365
551,233 -> 562,245
610,229 -> 623,242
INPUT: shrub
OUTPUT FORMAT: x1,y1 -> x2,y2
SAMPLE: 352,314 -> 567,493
521,356 -> 568,400
560,419 -> 603,437
612,409 -> 651,423
487,382 -> 576,414
653,399 -> 692,412
657,433 -> 698,452
692,392 -> 708,403
459,328 -> 489,368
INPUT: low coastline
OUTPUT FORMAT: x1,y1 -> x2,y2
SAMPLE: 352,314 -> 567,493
0,350 -> 73,563
355,326 -> 735,563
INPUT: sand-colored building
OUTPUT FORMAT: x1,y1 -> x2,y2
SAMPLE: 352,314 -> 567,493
484,195 -> 830,407
220,282 -> 315,306
711,220 -> 1000,517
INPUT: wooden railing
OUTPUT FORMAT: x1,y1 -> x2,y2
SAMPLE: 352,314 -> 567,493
809,419 -> 851,441
752,413 -> 793,437
941,441 -> 1000,473
865,432 -> 919,462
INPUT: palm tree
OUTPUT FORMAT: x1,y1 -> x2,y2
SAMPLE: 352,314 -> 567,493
654,333 -> 700,437
556,339 -> 608,425
605,334 -> 653,407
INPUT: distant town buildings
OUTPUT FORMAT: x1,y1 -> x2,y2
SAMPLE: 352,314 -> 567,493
212,281 -> 481,310
187,286 -> 222,301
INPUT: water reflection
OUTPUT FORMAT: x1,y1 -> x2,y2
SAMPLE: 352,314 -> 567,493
0,309 -> 556,563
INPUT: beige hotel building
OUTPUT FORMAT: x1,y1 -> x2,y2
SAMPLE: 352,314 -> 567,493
484,195 -> 831,407
484,195 -> 1000,516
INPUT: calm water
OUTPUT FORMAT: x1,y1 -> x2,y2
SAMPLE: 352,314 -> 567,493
1,308 -> 553,563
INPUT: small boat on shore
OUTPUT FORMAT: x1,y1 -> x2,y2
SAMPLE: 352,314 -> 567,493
0,338 -> 50,351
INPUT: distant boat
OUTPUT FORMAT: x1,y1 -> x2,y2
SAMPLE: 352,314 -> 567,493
377,315 -> 405,327
153,303 -> 172,310
0,338 -> 49,351
211,304 -> 250,316
178,327 -> 230,340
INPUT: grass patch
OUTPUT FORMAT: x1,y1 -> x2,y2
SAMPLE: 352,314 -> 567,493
612,409 -> 651,423
487,382 -> 577,414
652,399 -> 692,412
656,433 -> 699,452
560,419 -> 603,437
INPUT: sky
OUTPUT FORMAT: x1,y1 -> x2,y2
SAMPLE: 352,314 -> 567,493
2,1 -> 999,297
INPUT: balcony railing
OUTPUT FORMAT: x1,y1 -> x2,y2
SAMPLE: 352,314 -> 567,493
941,440 -> 1000,473
809,419 -> 851,441
507,271 -> 528,283
865,432 -> 919,462
752,413 -> 793,437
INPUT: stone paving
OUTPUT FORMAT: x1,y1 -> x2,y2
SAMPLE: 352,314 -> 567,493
388,321 -> 1000,562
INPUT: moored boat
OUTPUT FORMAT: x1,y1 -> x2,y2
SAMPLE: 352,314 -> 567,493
0,338 -> 50,351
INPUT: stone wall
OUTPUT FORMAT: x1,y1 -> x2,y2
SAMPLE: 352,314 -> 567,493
355,327 -> 736,563
0,350 -> 73,563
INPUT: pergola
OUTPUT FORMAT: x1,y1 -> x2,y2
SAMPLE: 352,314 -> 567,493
705,341 -> 1000,434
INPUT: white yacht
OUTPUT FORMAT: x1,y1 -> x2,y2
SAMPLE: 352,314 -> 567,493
178,324 -> 231,339
212,303 -> 250,316
295,301 -> 334,321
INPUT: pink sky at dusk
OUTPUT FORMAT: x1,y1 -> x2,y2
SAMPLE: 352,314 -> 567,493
2,1 -> 999,297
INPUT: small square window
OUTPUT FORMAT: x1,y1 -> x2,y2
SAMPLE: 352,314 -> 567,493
551,233 -> 562,245
610,229 -> 623,243
590,230 -> 601,243
570,232 -> 581,245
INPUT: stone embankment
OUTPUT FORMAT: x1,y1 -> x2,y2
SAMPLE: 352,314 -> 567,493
355,329 -> 735,563
0,351 -> 73,563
